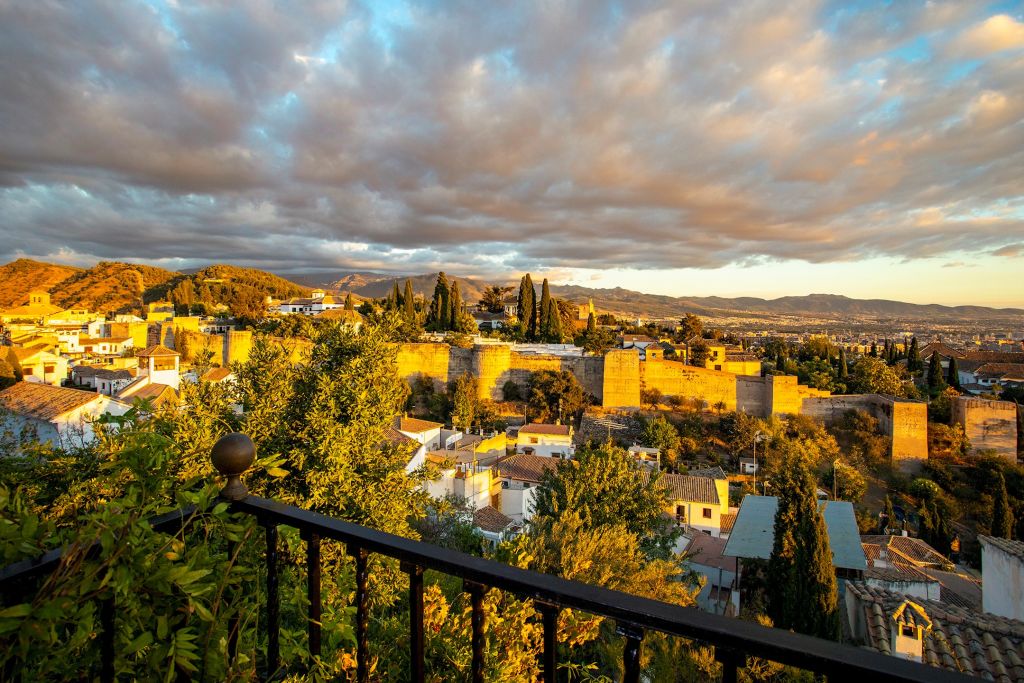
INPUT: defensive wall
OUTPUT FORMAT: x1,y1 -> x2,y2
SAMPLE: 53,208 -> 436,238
802,395 -> 929,473
395,343 -> 928,471
953,397 -> 1019,462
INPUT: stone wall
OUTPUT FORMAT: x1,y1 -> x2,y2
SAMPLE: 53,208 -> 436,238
397,342 -> 451,389
602,349 -> 641,407
953,397 -> 1019,462
640,357 -> 738,411
802,394 -> 929,473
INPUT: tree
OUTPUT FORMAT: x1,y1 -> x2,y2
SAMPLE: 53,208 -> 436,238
688,340 -> 710,368
678,313 -> 702,341
449,372 -> 478,430
837,347 -> 848,381
344,292 -> 355,311
642,416 -> 681,469
927,352 -> 944,393
428,272 -> 451,331
869,341 -> 877,357
527,370 -> 589,424
946,356 -> 961,390
992,471 -> 1014,539
448,280 -> 464,331
403,279 -> 416,322
532,442 -> 679,558
539,279 -> 552,340
849,357 -> 908,396
389,281 -> 401,310
907,337 -> 921,372
824,460 -> 866,502
0,358 -> 18,389
480,285 -> 512,313
586,312 -> 596,335
547,298 -> 563,342
516,274 -> 536,340
766,449 -> 840,640
881,496 -> 896,533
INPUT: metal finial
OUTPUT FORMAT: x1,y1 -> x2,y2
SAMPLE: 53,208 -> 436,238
211,432 -> 256,500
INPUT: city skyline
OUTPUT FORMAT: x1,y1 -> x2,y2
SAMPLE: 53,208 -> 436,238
2,1 -> 1023,307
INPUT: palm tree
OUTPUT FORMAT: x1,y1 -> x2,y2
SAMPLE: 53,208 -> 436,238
480,285 -> 514,313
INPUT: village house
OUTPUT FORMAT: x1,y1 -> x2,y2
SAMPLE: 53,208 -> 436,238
80,336 -> 134,356
0,381 -> 128,447
515,423 -> 574,457
276,289 -> 348,315
112,345 -> 181,409
473,505 -> 518,545
661,472 -> 730,538
979,536 -> 1024,622
0,291 -> 64,324
681,534 -> 737,616
6,344 -> 68,387
494,453 -> 559,523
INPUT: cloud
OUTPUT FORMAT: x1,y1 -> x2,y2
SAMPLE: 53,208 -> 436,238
0,0 -> 1022,279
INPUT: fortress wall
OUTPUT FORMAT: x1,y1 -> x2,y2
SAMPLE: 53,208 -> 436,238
565,356 -> 605,401
225,330 -> 253,365
801,395 -> 879,424
953,397 -> 1019,461
473,344 -> 512,401
640,358 -> 738,411
109,321 -> 150,349
397,343 -> 451,389
766,375 -> 803,415
449,346 -> 473,379
603,350 -> 641,408
736,376 -> 769,416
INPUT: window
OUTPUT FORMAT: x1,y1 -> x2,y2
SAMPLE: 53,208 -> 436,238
44,365 -> 55,373
901,625 -> 915,637
23,367 -> 33,375
702,507 -> 712,519
714,364 -> 722,371
529,437 -> 538,444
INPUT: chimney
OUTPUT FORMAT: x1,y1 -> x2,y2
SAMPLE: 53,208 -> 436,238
890,601 -> 931,664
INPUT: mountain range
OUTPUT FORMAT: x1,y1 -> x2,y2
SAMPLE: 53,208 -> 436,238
2,259 -> 1021,321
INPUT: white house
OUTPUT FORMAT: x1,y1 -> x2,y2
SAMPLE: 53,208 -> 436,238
113,345 -> 181,408
0,381 -> 128,447
395,416 -> 443,451
473,505 -> 518,545
979,535 -> 1024,622
276,290 -> 348,315
661,472 -> 730,537
81,337 -> 133,356
494,453 -> 559,523
682,534 -> 737,615
7,345 -> 68,387
515,423 -> 574,458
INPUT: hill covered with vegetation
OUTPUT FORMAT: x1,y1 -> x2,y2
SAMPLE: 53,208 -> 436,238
0,259 -> 83,308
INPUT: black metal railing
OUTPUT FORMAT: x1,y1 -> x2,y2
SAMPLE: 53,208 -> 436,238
1,433 -> 977,683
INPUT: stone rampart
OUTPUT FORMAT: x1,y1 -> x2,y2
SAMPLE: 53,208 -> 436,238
640,357 -> 738,411
602,349 -> 641,407
953,397 -> 1019,462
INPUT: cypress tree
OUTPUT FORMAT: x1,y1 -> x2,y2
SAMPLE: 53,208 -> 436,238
548,298 -> 563,342
947,356 -> 961,390
539,279 -> 552,340
881,496 -> 895,533
908,337 -> 920,371
344,292 -> 355,311
392,281 -> 402,309
403,280 -> 416,321
767,451 -> 840,640
837,347 -> 848,380
428,272 -> 451,331
917,503 -> 934,548
776,352 -> 785,372
927,352 -> 943,391
869,341 -> 877,357
448,280 -> 464,332
586,311 -> 596,335
518,274 -> 536,339
930,499 -> 952,555
992,472 -> 1014,539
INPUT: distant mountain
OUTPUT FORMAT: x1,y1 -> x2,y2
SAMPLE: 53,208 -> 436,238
323,272 -> 393,292
0,258 -> 83,308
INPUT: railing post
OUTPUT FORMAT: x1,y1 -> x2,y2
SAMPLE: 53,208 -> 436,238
401,562 -> 425,683
348,545 -> 370,683
211,434 -> 255,673
536,601 -> 561,683
616,621 -> 644,683
715,646 -> 743,683
464,580 -> 489,683
303,531 -> 322,664
100,594 -> 115,683
265,523 -> 280,679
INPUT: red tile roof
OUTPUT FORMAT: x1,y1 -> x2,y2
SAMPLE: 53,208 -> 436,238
0,382 -> 101,420
495,454 -> 559,483
473,505 -> 514,533
519,423 -> 570,436
396,416 -> 443,433
137,344 -> 179,357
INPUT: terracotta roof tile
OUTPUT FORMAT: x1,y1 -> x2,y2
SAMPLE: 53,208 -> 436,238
660,472 -> 720,505
720,512 -> 737,534
0,381 -> 101,420
396,416 -> 443,433
688,465 -> 727,480
519,423 -> 571,436
473,505 -> 513,533
495,454 -> 559,483
137,344 -> 179,357
199,367 -> 232,382
981,536 -> 1024,563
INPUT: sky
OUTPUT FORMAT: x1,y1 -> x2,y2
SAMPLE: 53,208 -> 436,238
1,1 -> 1023,307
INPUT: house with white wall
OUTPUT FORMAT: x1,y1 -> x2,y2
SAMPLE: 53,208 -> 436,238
494,453 -> 559,523
0,381 -> 128,447
979,535 -> 1024,622
7,345 -> 68,387
515,423 -> 574,457
661,472 -> 730,537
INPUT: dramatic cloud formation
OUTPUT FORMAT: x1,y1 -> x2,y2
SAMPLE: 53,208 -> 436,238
0,0 -> 1022,294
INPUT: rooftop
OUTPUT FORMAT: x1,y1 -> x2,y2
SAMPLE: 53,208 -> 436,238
519,423 -> 571,436
0,381 -> 101,420
860,535 -> 954,570
396,416 -> 443,433
660,472 -> 720,505
495,453 -> 559,483
473,505 -> 514,533
980,535 -> 1024,563
137,344 -> 179,358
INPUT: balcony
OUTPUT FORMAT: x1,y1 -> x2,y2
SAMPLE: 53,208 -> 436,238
0,434 -> 975,682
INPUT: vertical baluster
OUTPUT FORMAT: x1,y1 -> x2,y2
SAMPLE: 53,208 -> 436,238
265,523 -> 280,678
227,540 -> 239,663
100,595 -> 115,683
715,646 -> 741,683
401,562 -> 425,683
304,532 -> 322,663
348,546 -> 369,683
615,622 -> 644,683
464,581 -> 489,683
536,601 -> 560,683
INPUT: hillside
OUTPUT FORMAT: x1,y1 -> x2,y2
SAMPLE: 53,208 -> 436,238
0,259 -> 83,308
187,265 -> 309,299
51,261 -> 180,314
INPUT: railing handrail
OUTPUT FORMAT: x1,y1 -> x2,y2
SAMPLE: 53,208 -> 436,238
233,494 -> 972,683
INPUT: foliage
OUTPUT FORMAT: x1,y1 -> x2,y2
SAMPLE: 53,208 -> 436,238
527,370 -> 590,425
0,358 -> 17,389
532,443 -> 680,559
411,496 -> 484,555
688,340 -> 709,367
848,356 -> 910,397
823,460 -> 867,502
516,274 -> 537,340
449,372 -> 479,430
766,448 -> 840,640
641,416 -> 681,469
677,314 -> 702,341
991,472 -> 1014,539
479,285 -> 513,313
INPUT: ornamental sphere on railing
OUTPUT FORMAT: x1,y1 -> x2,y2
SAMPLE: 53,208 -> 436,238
211,432 -> 256,501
